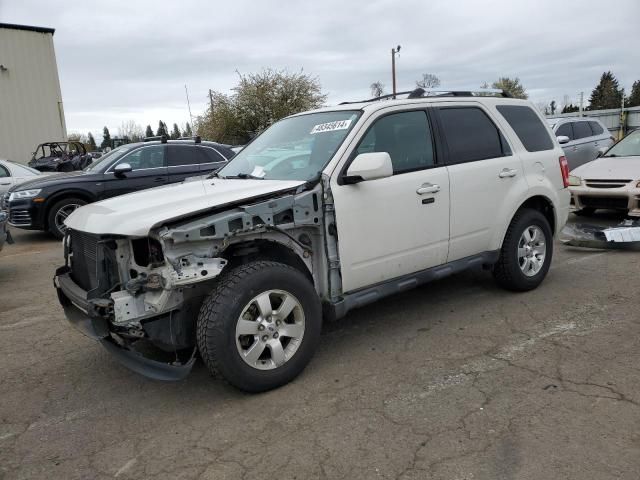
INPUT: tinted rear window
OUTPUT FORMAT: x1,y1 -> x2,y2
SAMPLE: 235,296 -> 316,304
589,121 -> 604,135
438,107 -> 506,163
496,105 -> 554,152
573,122 -> 592,140
167,146 -> 206,166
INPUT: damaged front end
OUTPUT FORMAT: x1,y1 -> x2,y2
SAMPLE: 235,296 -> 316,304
561,219 -> 640,250
54,183 -> 327,380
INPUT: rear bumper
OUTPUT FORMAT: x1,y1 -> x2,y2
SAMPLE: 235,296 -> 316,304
54,266 -> 195,381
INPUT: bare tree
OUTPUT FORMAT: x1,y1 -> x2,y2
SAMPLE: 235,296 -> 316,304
370,81 -> 385,98
550,100 -> 557,115
416,73 -> 441,89
118,120 -> 144,142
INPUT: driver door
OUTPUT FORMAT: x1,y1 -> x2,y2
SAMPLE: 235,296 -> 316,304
99,145 -> 168,200
331,109 -> 450,292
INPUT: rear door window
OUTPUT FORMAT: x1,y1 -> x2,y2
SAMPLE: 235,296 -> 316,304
167,146 -> 206,167
438,107 -> 506,163
202,147 -> 227,163
0,165 -> 9,177
496,105 -> 554,152
573,122 -> 593,140
589,121 -> 605,135
556,123 -> 574,140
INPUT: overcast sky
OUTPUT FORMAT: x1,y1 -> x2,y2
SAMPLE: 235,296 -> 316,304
1,0 -> 639,139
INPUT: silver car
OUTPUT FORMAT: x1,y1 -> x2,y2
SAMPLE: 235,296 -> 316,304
0,159 -> 43,195
547,118 -> 614,171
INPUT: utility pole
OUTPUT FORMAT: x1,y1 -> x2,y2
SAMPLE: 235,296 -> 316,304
391,45 -> 401,98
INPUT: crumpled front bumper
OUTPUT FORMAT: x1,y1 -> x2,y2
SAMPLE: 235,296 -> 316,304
54,266 -> 195,381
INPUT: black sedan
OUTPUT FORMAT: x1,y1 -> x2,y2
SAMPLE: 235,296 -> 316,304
4,138 -> 233,238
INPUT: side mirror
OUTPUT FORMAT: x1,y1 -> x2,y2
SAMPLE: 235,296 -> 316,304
114,163 -> 132,176
343,152 -> 393,184
597,147 -> 608,157
557,135 -> 570,145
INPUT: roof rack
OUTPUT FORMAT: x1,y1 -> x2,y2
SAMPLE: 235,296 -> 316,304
339,87 -> 512,105
143,135 -> 168,143
177,135 -> 201,144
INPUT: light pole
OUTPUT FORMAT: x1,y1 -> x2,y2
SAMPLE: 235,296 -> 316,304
391,45 -> 401,98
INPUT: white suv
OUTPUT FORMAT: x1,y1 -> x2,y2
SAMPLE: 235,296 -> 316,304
54,88 -> 570,391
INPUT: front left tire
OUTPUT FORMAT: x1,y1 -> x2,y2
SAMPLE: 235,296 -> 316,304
47,197 -> 87,239
197,260 -> 322,392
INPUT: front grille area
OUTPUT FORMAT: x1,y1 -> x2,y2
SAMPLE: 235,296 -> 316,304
585,179 -> 632,189
9,209 -> 31,226
579,196 -> 629,210
69,230 -> 120,295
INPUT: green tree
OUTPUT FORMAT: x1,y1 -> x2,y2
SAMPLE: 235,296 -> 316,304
182,122 -> 193,137
627,80 -> 640,107
171,123 -> 181,139
491,77 -> 528,99
156,121 -> 169,137
145,125 -> 154,138
561,103 -> 579,114
416,73 -> 440,89
588,71 -> 624,110
87,132 -> 97,151
100,126 -> 111,149
198,68 -> 327,144
549,100 -> 557,115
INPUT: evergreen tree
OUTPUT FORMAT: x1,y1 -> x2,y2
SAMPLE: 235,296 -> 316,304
171,123 -> 181,139
182,122 -> 193,137
100,126 -> 111,149
627,80 -> 640,108
491,77 -> 527,99
156,121 -> 169,137
87,132 -> 97,151
588,71 -> 624,110
145,125 -> 154,138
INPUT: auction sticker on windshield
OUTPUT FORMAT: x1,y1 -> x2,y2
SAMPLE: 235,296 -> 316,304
310,119 -> 352,134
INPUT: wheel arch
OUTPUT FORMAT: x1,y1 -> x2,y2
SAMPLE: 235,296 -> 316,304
494,194 -> 557,251
43,190 -> 95,228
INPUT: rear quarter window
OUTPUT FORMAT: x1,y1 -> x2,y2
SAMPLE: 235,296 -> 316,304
589,121 -> 605,135
496,105 -> 554,152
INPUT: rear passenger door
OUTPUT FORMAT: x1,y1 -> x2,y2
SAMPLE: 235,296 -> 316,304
166,145 -> 207,183
434,104 -> 527,262
571,121 -> 598,168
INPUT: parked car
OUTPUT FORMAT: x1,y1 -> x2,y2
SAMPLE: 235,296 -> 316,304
5,138 -> 233,239
54,88 -> 570,392
568,129 -> 640,216
28,141 -> 94,172
0,159 -> 44,195
0,210 -> 12,252
547,117 -> 615,171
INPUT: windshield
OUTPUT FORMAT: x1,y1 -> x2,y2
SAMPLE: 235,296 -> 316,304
218,110 -> 361,181
605,130 -> 640,157
84,145 -> 135,172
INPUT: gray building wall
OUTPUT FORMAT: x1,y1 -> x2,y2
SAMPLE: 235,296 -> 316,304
0,24 -> 67,164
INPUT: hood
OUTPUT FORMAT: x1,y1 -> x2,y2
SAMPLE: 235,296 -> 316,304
8,170 -> 93,191
572,156 -> 640,180
65,178 -> 306,237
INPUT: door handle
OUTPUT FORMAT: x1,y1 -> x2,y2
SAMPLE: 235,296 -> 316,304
416,183 -> 440,195
572,146 -> 578,151
0,182 -> 10,185
498,168 -> 517,178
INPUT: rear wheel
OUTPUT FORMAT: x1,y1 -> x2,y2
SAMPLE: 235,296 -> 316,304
47,197 -> 87,239
197,260 -> 321,392
493,208 -> 553,292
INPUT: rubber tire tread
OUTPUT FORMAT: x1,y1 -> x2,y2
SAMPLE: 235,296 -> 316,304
197,260 -> 321,392
47,197 -> 87,239
493,208 -> 553,292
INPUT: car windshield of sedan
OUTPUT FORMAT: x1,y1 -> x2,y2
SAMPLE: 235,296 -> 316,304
217,111 -> 362,181
605,130 -> 640,157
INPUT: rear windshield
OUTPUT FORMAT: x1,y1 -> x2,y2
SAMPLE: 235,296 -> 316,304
497,105 -> 554,152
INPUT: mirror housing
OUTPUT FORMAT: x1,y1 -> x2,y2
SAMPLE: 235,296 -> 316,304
343,152 -> 393,184
597,147 -> 608,157
557,135 -> 570,145
114,163 -> 132,176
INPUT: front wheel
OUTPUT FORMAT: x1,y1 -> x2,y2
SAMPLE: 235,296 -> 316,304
197,261 -> 322,392
47,197 -> 87,239
493,208 -> 553,292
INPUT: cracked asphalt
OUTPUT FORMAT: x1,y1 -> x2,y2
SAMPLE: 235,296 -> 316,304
1,212 -> 639,480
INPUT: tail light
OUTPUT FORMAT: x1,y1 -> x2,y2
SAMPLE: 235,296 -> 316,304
559,156 -> 569,188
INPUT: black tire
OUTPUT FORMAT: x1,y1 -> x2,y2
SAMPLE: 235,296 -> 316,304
574,207 -> 595,216
197,260 -> 322,392
47,197 -> 87,239
493,208 -> 553,292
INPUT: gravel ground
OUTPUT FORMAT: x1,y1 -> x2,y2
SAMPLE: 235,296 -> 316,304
1,212 -> 639,480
